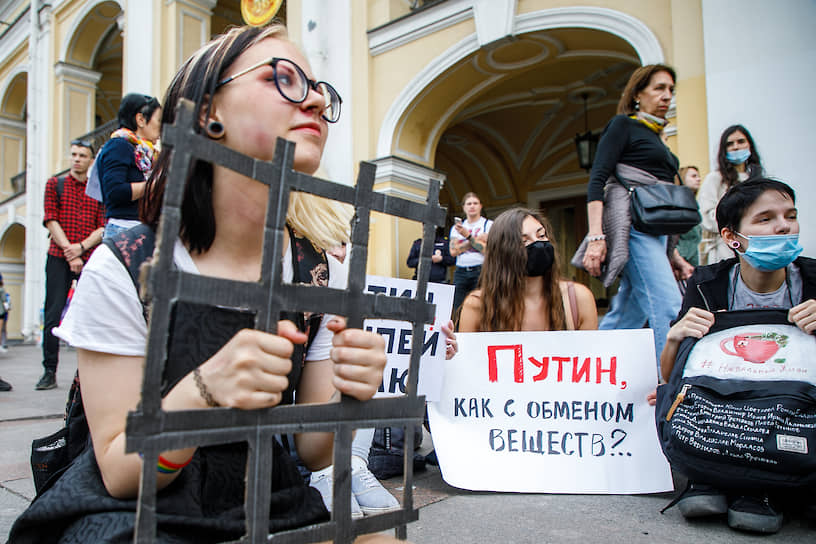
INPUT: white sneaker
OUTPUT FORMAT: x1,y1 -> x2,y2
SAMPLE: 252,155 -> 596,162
309,466 -> 364,519
351,455 -> 400,516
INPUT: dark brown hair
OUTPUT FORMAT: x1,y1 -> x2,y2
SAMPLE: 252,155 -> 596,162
475,207 -> 565,332
716,124 -> 763,189
617,64 -> 677,115
140,24 -> 288,253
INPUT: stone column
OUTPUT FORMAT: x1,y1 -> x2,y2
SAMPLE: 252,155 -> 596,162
53,63 -> 101,171
369,156 -> 446,279
23,0 -> 54,342
299,0 -> 355,184
157,0 -> 217,96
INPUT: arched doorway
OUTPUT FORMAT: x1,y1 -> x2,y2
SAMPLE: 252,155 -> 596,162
0,70 -> 27,200
433,28 -> 639,302
0,222 -> 26,341
58,0 -> 124,170
377,7 -> 663,299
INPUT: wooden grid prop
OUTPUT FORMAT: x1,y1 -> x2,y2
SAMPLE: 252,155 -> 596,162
125,99 -> 446,543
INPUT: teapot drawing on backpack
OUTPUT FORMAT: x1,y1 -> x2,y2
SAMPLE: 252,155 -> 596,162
720,332 -> 788,364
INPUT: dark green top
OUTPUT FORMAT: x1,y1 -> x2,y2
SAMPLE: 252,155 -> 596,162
676,224 -> 702,267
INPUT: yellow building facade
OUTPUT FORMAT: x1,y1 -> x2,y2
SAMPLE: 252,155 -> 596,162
0,0 -> 717,342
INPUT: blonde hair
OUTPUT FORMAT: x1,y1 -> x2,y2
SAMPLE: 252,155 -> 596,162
287,192 -> 352,249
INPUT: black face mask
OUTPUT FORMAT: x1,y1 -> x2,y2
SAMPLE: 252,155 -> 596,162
525,240 -> 555,277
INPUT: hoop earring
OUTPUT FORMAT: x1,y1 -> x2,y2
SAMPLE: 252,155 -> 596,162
205,120 -> 224,139
729,240 -> 740,249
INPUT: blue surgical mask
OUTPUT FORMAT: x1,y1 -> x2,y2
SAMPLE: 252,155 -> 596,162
726,148 -> 751,164
735,232 -> 803,271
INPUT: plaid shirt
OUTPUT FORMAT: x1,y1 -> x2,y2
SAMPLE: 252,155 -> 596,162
43,174 -> 106,261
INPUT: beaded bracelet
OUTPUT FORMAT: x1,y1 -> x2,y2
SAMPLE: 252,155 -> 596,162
585,234 -> 607,242
193,367 -> 219,407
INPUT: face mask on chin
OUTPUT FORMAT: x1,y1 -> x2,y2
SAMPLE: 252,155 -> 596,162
525,240 -> 555,277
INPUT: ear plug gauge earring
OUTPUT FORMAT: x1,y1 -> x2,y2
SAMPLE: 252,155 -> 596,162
206,120 -> 225,139
730,240 -> 740,249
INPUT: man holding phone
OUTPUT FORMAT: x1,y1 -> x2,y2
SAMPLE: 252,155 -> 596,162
450,192 -> 492,315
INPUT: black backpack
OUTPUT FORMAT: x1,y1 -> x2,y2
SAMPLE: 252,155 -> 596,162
656,309 -> 816,491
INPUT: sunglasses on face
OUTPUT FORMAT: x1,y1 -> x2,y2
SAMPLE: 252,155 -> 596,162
216,57 -> 342,123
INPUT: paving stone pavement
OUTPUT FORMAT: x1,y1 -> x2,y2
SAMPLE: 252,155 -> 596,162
2,344 -> 814,543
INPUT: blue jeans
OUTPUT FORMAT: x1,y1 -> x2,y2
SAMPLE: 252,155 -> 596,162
452,265 -> 482,316
600,227 -> 681,372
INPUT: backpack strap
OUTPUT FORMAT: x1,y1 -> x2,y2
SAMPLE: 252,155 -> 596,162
56,175 -> 66,204
102,223 -> 156,321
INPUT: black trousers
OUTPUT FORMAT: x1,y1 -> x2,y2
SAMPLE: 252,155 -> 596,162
452,265 -> 482,316
42,255 -> 77,372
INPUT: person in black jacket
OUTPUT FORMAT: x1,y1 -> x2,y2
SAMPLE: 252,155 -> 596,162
406,227 -> 455,283
659,177 -> 816,534
96,93 -> 162,240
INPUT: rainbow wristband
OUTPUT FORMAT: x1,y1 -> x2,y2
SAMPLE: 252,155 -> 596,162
139,453 -> 193,474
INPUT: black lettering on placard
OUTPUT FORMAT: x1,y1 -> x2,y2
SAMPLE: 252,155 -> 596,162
366,326 -> 439,356
486,428 -> 630,457
453,397 -> 494,418
524,401 -> 634,422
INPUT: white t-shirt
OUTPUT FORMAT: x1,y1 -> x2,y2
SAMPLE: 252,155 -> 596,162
54,237 -> 348,362
450,216 -> 492,268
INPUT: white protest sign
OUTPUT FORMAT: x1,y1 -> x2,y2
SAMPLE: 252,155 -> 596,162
428,329 -> 673,493
364,275 -> 454,402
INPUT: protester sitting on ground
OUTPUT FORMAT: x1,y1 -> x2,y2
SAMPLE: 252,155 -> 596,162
406,226 -> 455,283
659,177 -> 815,534
96,92 -> 162,241
698,124 -> 764,265
459,207 -> 598,332
10,24 -> 412,544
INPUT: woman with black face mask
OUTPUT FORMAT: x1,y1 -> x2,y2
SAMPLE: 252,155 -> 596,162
458,208 -> 598,332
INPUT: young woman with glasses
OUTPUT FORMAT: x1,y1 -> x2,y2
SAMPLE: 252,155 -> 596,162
11,24 -> 419,544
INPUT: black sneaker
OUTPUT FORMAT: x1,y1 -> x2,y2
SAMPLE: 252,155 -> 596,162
675,482 -> 728,518
0,377 -> 11,391
728,494 -> 783,534
35,370 -> 57,390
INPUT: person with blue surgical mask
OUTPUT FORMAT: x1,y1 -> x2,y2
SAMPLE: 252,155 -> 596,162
658,177 -> 816,535
698,124 -> 764,265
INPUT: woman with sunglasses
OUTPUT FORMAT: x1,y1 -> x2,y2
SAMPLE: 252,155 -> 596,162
94,92 -> 162,241
11,24 -> 414,544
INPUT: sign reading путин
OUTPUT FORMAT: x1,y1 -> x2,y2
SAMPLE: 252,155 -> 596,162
428,329 -> 673,493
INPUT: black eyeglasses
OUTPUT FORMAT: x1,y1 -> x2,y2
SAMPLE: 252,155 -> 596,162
216,57 -> 342,123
